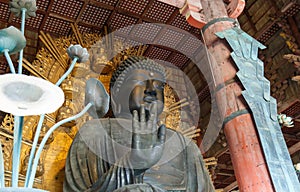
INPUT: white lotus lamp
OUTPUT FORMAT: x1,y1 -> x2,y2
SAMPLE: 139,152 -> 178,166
0,74 -> 64,116
0,188 -> 47,192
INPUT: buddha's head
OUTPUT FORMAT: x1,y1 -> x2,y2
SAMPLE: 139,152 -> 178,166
110,56 -> 166,120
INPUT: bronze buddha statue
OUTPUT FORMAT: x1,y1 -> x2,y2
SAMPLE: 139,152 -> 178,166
64,56 -> 214,192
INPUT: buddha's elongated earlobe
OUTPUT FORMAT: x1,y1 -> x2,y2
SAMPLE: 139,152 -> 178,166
111,92 -> 120,115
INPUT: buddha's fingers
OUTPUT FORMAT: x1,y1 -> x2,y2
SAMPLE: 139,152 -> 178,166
157,124 -> 166,145
132,110 -> 140,149
140,104 -> 146,131
151,102 -> 158,132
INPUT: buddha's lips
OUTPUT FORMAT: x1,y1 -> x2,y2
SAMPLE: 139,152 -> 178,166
143,96 -> 156,103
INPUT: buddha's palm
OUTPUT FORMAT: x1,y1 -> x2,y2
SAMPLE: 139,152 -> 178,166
129,103 -> 166,175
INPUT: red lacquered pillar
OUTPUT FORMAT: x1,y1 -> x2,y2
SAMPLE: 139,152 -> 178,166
200,0 -> 274,191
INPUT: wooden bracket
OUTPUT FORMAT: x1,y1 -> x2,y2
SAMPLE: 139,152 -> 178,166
225,0 -> 245,19
159,0 -> 245,29
180,0 -> 207,29
158,0 -> 207,29
157,0 -> 185,8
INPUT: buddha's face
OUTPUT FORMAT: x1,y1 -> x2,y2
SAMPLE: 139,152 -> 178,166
113,69 -> 165,119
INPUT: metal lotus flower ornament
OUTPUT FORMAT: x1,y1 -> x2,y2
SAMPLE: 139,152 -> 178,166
9,0 -> 37,19
85,78 -> 110,119
67,44 -> 89,63
0,26 -> 26,55
0,2 -> 94,191
0,74 -> 64,116
278,113 -> 294,128
295,163 -> 300,171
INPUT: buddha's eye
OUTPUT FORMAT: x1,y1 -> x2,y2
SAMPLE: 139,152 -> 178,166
153,81 -> 164,90
131,80 -> 145,86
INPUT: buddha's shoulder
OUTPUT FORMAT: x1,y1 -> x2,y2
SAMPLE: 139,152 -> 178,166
80,118 -> 131,129
75,118 -> 190,142
78,118 -> 181,133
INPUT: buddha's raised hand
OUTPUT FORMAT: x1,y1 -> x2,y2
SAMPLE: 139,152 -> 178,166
129,102 -> 166,175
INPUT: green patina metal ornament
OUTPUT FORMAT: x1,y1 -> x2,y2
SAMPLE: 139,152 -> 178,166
216,27 -> 300,192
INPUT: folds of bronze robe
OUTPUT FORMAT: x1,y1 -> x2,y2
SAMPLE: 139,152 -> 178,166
64,119 -> 215,192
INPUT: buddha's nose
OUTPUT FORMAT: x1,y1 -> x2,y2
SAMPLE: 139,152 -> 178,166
144,80 -> 157,96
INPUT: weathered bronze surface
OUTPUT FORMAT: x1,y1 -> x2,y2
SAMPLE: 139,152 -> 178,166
64,57 -> 214,192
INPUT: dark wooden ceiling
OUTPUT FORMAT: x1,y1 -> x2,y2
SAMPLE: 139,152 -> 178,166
0,0 -> 300,191
0,0 -> 203,68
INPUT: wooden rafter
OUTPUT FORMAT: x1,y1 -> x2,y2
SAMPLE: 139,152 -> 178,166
223,181 -> 238,192
289,142 -> 300,155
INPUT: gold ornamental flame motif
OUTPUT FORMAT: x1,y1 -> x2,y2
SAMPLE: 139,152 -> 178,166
56,99 -> 76,127
91,47 -> 115,74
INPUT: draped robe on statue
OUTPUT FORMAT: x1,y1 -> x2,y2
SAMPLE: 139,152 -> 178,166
64,118 -> 214,192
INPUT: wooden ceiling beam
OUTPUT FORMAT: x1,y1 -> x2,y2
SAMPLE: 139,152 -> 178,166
215,146 -> 229,158
268,0 -> 280,12
7,9 -> 15,24
89,0 -> 115,10
287,16 -> 300,46
186,65 -> 200,77
116,8 -> 144,21
254,1 -> 299,41
160,9 -> 190,69
114,30 -> 184,54
254,20 -> 277,40
76,21 -> 102,32
265,56 -> 289,75
243,9 -> 258,33
193,79 -> 204,93
75,0 -> 90,24
217,172 -> 235,177
120,0 -> 153,60
213,180 -> 233,185
218,175 -> 235,184
223,181 -> 238,192
39,0 -> 56,33
279,100 -> 300,114
150,8 -> 179,48
36,9 -> 47,15
206,145 -> 229,159
180,60 -> 191,70
244,0 -> 256,10
217,163 -> 234,171
49,13 -> 75,23
116,5 -> 166,24
105,8 -> 118,29
284,133 -> 300,142
289,141 -> 300,155
139,0 -> 155,23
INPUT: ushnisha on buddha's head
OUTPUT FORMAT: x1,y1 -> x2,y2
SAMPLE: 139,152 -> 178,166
110,56 -> 166,120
